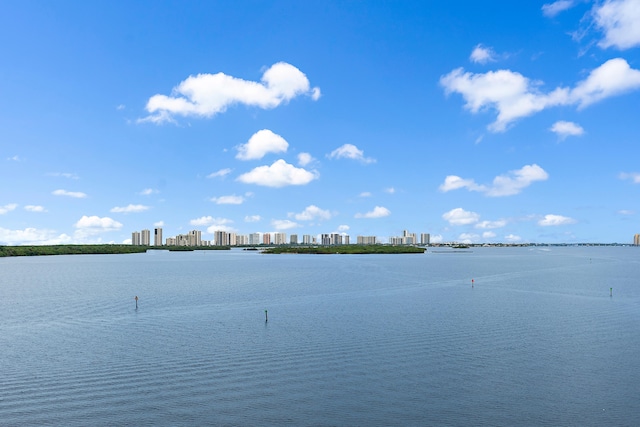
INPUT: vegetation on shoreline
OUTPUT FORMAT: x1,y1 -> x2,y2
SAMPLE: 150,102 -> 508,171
262,245 -> 425,254
0,245 -> 230,258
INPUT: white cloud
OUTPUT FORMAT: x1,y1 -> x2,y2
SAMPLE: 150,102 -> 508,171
24,205 -> 46,212
619,172 -> 640,183
139,188 -> 159,195
236,129 -> 289,160
505,234 -> 522,242
7,155 -> 20,161
139,62 -> 320,124
384,187 -> 396,194
440,58 -> 640,131
550,121 -> 585,138
110,204 -> 150,213
594,0 -> 640,50
482,231 -> 496,239
237,159 -> 318,187
245,215 -> 262,222
338,225 -> 350,232
430,234 -> 443,244
271,219 -> 299,230
0,203 -> 18,214
475,220 -> 507,229
210,195 -> 245,205
291,205 -> 332,221
190,216 -> 230,227
116,104 -> 125,110
355,206 -> 391,219
0,227 -> 72,245
618,209 -> 635,215
442,208 -> 480,226
470,44 -> 497,64
570,58 -> 640,108
298,152 -> 314,166
359,191 -> 372,197
328,144 -> 376,164
206,223 -> 236,233
74,216 -> 123,233
53,189 -> 87,198
440,164 -> 548,197
542,0 -> 575,17
154,221 -> 165,227
48,172 -> 79,179
538,214 -> 577,226
207,168 -> 233,178
458,233 -> 480,243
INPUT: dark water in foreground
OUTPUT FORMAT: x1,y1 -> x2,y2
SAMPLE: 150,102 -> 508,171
1,247 -> 639,426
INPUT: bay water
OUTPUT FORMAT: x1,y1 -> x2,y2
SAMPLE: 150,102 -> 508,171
1,247 -> 639,426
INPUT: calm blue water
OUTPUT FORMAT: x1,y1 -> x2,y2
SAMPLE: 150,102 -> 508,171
1,247 -> 639,426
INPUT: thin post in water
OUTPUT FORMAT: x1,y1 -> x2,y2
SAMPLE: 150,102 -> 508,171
265,309 -> 268,322
610,288 -> 612,297
135,295 -> 139,309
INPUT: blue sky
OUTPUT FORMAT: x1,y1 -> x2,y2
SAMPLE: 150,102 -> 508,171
1,0 -> 640,245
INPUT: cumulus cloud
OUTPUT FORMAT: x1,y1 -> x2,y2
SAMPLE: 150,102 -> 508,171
550,121 -> 585,139
291,205 -> 332,221
154,221 -> 165,227
384,187 -> 396,194
475,220 -> 507,229
458,233 -> 480,243
207,168 -> 233,178
359,192 -> 372,197
542,0 -> 575,17
594,0 -> 640,50
7,155 -> 20,161
190,216 -> 232,227
619,172 -> 640,183
210,195 -> 245,205
440,58 -> 640,131
236,129 -> 289,160
0,227 -> 72,245
538,214 -> 576,226
110,204 -> 150,213
440,164 -> 548,197
272,219 -> 299,230
24,205 -> 46,212
505,234 -> 522,242
0,203 -> 18,214
74,216 -> 123,233
48,172 -> 79,179
53,189 -> 87,198
442,208 -> 480,226
482,231 -> 497,239
245,215 -> 262,222
618,209 -> 635,215
206,223 -> 236,233
338,225 -> 350,232
139,188 -> 159,195
355,206 -> 391,219
470,44 -> 497,64
237,159 -> 318,187
139,62 -> 320,124
328,144 -> 376,164
297,152 -> 314,166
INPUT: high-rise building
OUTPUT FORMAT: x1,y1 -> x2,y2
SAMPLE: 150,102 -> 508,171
132,231 -> 141,245
635,234 -> 640,246
274,232 -> 287,245
321,234 -> 331,245
165,237 -> 176,246
249,233 -> 260,245
302,234 -> 312,244
357,236 -> 377,244
343,235 -> 350,245
154,228 -> 163,246
188,230 -> 201,246
263,233 -> 271,245
421,233 -> 431,245
214,231 -> 228,246
141,229 -> 151,246
290,234 -> 298,244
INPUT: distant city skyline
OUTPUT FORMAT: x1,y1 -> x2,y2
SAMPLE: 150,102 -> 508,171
1,1 -> 640,245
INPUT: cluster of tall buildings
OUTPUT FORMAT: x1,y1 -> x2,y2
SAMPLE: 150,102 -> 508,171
131,227 -> 431,247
